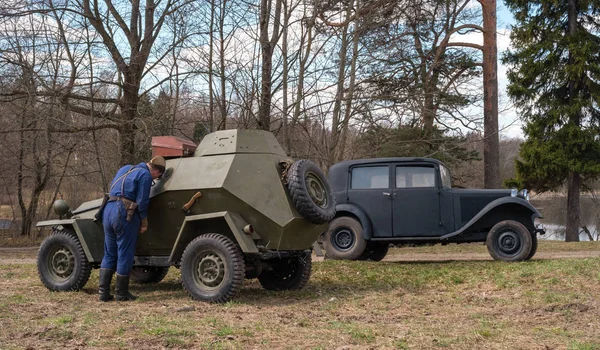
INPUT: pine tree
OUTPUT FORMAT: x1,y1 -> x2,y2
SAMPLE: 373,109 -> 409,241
503,0 -> 600,241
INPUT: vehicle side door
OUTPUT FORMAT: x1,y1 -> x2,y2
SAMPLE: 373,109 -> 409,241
347,164 -> 393,238
392,164 -> 442,237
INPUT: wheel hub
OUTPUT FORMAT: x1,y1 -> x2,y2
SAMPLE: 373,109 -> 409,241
498,230 -> 520,254
306,172 -> 327,208
196,253 -> 225,288
333,229 -> 355,251
49,247 -> 74,280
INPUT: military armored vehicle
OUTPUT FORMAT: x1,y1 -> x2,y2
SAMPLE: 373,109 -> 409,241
36,130 -> 335,302
323,157 -> 545,262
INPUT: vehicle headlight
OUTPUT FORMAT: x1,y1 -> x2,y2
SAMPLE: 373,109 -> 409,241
517,189 -> 530,201
510,188 -> 518,197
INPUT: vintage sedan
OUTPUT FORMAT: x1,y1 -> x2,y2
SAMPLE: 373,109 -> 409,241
323,157 -> 545,262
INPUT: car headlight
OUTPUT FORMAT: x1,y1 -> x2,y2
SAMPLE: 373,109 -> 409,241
510,188 -> 518,197
517,189 -> 530,201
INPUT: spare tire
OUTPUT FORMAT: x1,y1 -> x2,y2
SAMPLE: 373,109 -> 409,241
286,159 -> 336,224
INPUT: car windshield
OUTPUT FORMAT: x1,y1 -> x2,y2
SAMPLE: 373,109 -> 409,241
440,165 -> 452,189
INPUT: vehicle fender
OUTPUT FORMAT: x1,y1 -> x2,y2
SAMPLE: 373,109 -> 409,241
334,204 -> 374,240
36,218 -> 104,263
169,211 -> 259,264
441,197 -> 542,240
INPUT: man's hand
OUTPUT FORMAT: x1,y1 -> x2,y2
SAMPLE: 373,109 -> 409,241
140,218 -> 149,234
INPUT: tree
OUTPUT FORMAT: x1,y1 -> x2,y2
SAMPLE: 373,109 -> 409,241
504,0 -> 600,241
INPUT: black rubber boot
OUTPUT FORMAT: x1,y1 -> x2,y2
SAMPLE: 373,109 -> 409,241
98,268 -> 115,302
115,274 -> 137,301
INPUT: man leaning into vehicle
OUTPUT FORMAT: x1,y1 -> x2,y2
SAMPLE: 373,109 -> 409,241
98,156 -> 165,302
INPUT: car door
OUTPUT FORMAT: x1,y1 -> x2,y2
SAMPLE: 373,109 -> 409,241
347,164 -> 393,238
392,164 -> 442,237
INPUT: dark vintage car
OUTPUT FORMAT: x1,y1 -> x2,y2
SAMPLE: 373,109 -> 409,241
322,157 -> 545,262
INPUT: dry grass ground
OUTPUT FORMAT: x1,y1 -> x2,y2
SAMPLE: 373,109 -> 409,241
1,242 -> 600,350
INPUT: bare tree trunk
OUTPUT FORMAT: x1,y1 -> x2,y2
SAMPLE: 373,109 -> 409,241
258,0 -> 283,130
328,3 -> 352,167
337,6 -> 360,163
208,0 -> 215,132
218,0 -> 228,130
566,171 -> 581,242
481,0 -> 500,188
565,0 -> 580,242
282,0 -> 290,152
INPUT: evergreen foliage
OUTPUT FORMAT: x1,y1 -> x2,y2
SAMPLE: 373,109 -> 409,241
503,0 -> 600,191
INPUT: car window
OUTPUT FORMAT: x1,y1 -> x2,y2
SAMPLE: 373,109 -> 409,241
395,166 -> 435,188
351,166 -> 389,189
440,165 -> 452,189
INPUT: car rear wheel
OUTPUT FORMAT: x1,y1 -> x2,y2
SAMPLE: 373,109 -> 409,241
286,159 -> 336,224
180,234 -> 245,303
258,252 -> 312,291
358,242 -> 389,262
323,217 -> 367,260
37,229 -> 91,291
131,266 -> 170,284
486,220 -> 533,262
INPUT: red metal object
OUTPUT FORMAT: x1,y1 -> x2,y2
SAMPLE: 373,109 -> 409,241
152,136 -> 197,158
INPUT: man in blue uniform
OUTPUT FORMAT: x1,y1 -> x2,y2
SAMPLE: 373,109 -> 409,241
98,156 -> 166,302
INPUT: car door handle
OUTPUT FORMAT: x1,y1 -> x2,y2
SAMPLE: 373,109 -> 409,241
383,192 -> 390,196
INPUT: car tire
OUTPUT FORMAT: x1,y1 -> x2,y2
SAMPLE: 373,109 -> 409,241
130,266 -> 170,284
180,234 -> 245,303
258,253 -> 312,291
358,242 -> 389,262
37,229 -> 91,291
486,220 -> 533,262
524,232 -> 538,261
287,159 -> 336,224
323,217 -> 367,260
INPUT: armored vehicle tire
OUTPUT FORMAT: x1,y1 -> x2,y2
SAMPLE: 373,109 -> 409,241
486,220 -> 533,262
180,234 -> 245,303
358,242 -> 389,262
258,253 -> 312,291
131,266 -> 170,284
37,230 -> 91,291
524,232 -> 538,261
287,159 -> 336,224
323,217 -> 367,260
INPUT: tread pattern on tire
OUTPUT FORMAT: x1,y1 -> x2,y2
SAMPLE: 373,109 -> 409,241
287,159 -> 335,224
180,233 -> 245,303
258,253 -> 312,291
37,229 -> 92,291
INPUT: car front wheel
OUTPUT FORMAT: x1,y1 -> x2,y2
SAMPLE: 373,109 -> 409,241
486,220 -> 533,262
323,217 -> 367,260
37,229 -> 91,291
180,234 -> 245,303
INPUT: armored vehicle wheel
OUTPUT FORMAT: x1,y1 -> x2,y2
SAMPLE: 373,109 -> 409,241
486,220 -> 533,262
287,159 -> 336,224
358,242 -> 389,262
180,234 -> 245,303
323,217 -> 367,260
258,253 -> 312,291
131,266 -> 170,284
37,229 -> 91,291
524,232 -> 538,261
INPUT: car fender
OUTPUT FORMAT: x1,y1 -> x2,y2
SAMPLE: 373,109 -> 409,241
440,197 -> 542,240
169,211 -> 259,264
36,218 -> 104,263
334,204 -> 374,240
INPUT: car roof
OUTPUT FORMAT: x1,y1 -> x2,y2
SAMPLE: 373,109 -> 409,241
328,157 -> 448,191
330,157 -> 446,171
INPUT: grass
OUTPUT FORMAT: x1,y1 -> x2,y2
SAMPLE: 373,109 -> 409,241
1,243 -> 600,349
